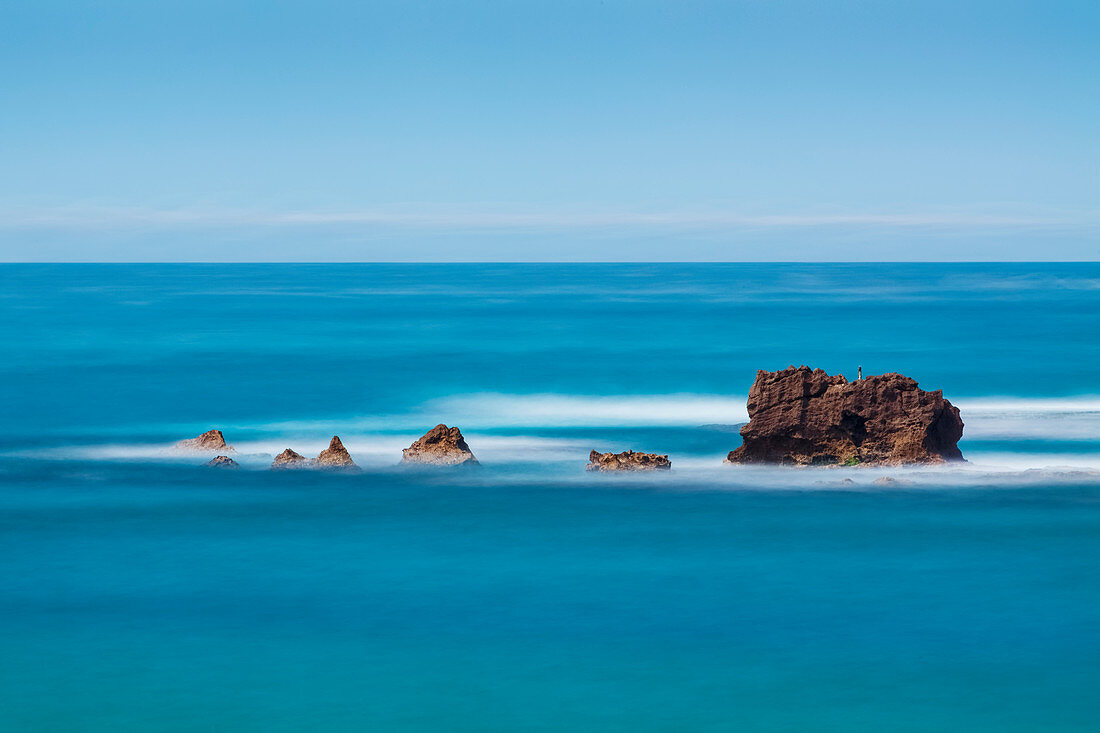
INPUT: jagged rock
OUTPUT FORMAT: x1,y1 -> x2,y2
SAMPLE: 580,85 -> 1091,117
315,436 -> 357,469
206,455 -> 239,469
586,449 -> 671,472
272,448 -> 307,469
873,476 -> 907,485
726,366 -> 964,466
176,429 -> 233,452
401,425 -> 478,466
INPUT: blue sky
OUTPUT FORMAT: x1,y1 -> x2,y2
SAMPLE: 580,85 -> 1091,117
2,0 -> 1097,261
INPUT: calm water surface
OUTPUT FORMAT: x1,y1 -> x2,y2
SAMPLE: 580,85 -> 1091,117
0,264 -> 1098,731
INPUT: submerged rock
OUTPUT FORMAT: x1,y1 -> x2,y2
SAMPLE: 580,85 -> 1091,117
315,436 -> 357,469
586,449 -> 671,472
401,425 -> 478,466
176,429 -> 233,452
814,477 -> 855,486
697,423 -> 745,433
726,366 -> 964,466
272,448 -> 307,469
206,455 -> 239,469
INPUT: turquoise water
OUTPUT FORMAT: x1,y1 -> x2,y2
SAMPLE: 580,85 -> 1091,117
1,264 -> 1099,731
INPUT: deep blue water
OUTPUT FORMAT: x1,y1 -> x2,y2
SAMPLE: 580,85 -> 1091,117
1,264 -> 1098,731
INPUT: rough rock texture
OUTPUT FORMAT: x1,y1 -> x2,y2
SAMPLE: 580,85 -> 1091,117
206,455 -> 239,469
315,435 -> 357,468
586,449 -> 671,472
272,448 -> 307,469
401,425 -> 478,466
176,429 -> 233,452
726,366 -> 964,466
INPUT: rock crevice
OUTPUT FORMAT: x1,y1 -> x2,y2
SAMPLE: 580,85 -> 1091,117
206,455 -> 239,469
176,429 -> 233,452
726,366 -> 964,466
587,449 -> 671,472
402,425 -> 478,466
272,448 -> 307,469
315,436 -> 357,469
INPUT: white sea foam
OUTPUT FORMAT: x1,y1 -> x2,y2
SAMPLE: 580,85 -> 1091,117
423,393 -> 752,427
7,442 -> 1100,487
257,393 -> 752,431
489,461 -> 1100,490
4,434 -> 591,469
253,392 -> 1100,445
6,393 -> 1099,476
953,451 -> 1100,472
954,397 -> 1100,441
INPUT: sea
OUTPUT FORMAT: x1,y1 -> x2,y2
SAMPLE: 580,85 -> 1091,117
1,263 -> 1098,731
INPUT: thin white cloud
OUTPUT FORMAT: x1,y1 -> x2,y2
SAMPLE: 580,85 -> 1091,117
1,204 -> 1095,232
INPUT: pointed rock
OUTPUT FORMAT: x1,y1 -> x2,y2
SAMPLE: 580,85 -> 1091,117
177,429 -> 233,452
206,455 -> 239,469
272,448 -> 307,469
586,449 -> 671,472
315,435 -> 357,469
401,425 -> 478,466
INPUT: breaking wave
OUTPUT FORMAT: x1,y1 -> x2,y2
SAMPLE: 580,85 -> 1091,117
256,392 -> 1100,443
258,393 -> 752,431
953,397 -> 1100,441
3,393 -> 1099,478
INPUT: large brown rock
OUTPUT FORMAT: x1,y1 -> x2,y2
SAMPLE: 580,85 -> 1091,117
176,429 -> 233,452
401,425 -> 478,466
315,435 -> 357,469
726,366 -> 964,466
586,449 -> 671,472
272,448 -> 307,469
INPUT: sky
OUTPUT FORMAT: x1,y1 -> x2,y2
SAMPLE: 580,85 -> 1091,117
1,0 -> 1097,261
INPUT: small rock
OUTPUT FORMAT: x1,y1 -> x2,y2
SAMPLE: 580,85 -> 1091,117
272,448 -> 307,469
177,429 -> 233,452
206,455 -> 239,469
586,449 -> 671,472
814,477 -> 856,486
315,436 -> 357,469
401,425 -> 479,466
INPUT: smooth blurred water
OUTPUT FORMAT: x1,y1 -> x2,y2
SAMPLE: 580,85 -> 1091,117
1,263 -> 1098,731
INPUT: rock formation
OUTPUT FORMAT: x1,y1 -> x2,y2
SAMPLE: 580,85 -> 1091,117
726,366 -> 964,466
272,448 -> 307,469
315,436 -> 357,469
401,425 -> 478,466
176,429 -> 233,452
586,449 -> 671,472
206,455 -> 239,469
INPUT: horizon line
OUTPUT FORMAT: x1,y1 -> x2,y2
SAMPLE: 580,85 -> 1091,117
3,260 -> 1098,265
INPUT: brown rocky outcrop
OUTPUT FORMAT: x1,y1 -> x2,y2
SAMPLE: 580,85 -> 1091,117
272,448 -> 307,469
315,436 -> 357,468
206,455 -> 239,469
401,425 -> 478,466
176,429 -> 233,452
725,366 -> 964,466
586,450 -> 671,472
